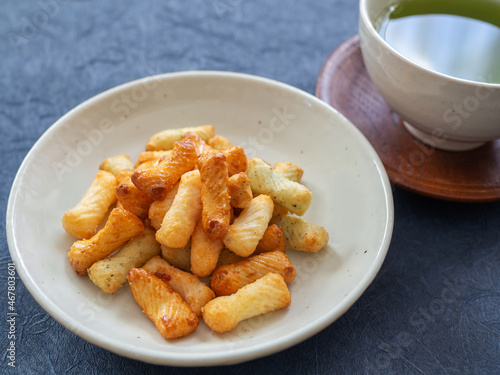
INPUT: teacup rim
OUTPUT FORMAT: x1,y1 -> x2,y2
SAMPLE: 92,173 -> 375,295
359,0 -> 500,89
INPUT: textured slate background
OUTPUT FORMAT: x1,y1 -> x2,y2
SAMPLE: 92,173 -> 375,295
1,0 -> 500,374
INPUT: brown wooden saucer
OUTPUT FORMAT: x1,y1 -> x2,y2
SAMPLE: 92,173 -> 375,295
316,35 -> 500,202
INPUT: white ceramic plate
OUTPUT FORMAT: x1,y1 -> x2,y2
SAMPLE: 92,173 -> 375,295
6,71 -> 393,366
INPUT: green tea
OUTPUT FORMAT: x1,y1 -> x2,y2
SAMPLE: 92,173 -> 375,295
377,0 -> 500,83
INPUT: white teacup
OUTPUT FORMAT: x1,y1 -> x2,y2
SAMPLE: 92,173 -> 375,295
359,0 -> 500,151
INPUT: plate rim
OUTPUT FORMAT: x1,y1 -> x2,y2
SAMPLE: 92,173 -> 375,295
6,70 -> 394,366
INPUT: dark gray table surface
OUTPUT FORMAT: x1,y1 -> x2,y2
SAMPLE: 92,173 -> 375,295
1,0 -> 499,374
